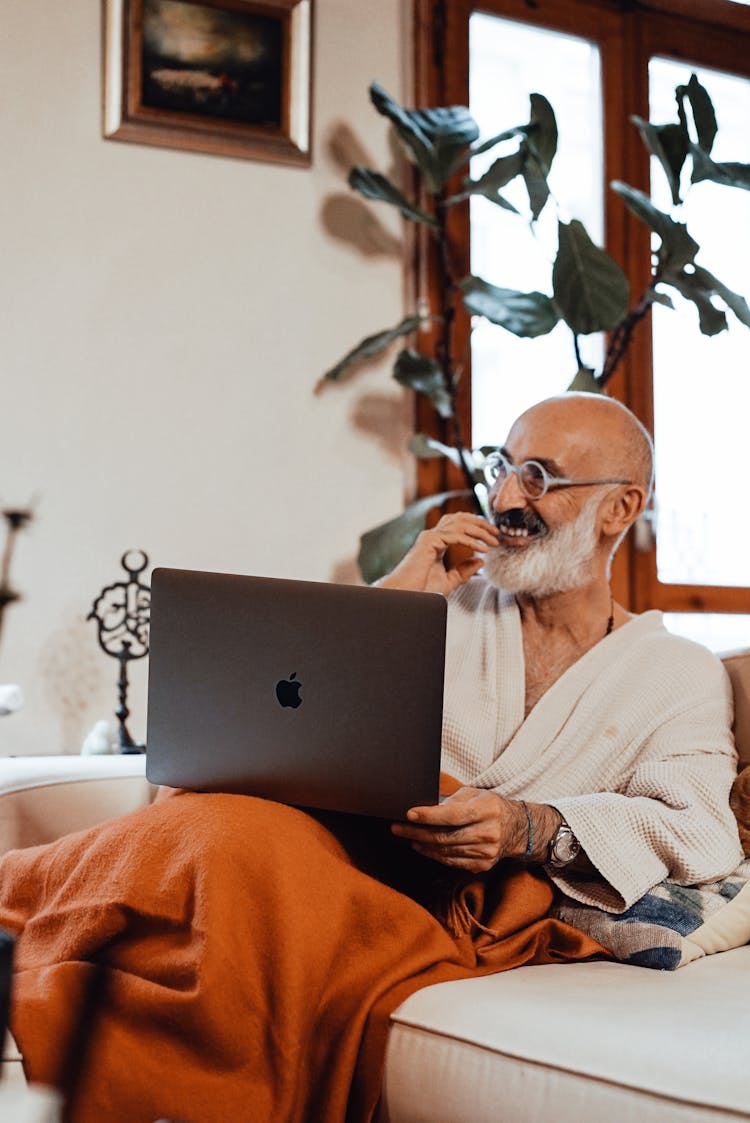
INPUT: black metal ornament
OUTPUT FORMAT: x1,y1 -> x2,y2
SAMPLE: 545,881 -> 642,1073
87,550 -> 151,754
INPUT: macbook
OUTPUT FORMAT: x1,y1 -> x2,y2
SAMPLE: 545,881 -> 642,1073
145,568 -> 447,820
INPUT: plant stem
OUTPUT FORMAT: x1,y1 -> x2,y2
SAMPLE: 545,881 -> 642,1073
598,291 -> 654,390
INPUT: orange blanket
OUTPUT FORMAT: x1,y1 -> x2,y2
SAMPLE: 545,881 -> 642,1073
0,790 -> 606,1122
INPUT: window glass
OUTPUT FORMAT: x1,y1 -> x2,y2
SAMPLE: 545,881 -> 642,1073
664,613 -> 750,652
649,59 -> 750,586
469,14 -> 603,449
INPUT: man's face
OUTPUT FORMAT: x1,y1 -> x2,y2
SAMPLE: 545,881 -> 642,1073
481,411 -> 605,596
482,492 -> 601,596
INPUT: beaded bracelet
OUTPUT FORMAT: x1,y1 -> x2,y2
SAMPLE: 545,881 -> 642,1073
520,800 -> 533,859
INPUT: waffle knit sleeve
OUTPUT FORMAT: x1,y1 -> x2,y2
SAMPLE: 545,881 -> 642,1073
547,648 -> 743,912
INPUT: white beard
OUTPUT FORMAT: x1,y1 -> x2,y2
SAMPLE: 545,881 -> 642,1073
482,497 -> 600,597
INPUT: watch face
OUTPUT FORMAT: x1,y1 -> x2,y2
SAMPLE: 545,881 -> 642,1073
551,825 -> 580,866
555,833 -> 579,862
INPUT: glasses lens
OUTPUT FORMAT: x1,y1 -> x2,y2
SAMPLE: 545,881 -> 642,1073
485,453 -> 508,483
519,461 -> 547,498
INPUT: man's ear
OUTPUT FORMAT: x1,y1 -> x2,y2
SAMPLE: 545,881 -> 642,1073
599,485 -> 647,537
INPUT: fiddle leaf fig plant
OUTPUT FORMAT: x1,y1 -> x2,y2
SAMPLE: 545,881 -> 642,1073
321,77 -> 750,583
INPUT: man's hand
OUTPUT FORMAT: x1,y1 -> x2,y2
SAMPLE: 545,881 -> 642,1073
378,513 -> 500,595
391,788 -> 529,872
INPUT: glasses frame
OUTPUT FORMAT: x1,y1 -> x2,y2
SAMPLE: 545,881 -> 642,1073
484,451 -> 631,501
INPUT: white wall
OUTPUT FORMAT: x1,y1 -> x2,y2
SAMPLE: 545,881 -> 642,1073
0,0 -> 413,755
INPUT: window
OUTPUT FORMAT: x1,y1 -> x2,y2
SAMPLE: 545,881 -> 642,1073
415,0 -> 750,646
468,13 -> 604,446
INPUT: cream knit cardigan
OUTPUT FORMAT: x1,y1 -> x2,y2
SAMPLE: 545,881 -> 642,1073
440,579 -> 743,912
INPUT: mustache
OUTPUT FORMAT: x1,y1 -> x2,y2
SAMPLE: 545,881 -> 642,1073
491,507 -> 547,535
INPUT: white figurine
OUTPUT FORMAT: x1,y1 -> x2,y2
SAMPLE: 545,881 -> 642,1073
0,684 -> 23,716
81,719 -> 115,755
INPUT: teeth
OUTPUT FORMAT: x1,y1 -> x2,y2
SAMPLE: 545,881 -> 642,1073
500,525 -> 530,538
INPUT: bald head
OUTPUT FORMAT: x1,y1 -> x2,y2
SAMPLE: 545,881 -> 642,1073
509,393 -> 654,498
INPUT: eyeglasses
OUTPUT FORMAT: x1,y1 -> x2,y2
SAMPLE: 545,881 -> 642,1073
484,450 -> 631,500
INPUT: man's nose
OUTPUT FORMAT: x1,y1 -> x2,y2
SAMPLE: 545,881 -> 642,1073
490,469 -> 528,511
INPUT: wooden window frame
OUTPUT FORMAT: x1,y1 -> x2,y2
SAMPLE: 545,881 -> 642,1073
412,0 -> 750,615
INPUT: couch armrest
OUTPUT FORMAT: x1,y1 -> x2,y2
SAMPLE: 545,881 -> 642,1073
0,756 -> 154,855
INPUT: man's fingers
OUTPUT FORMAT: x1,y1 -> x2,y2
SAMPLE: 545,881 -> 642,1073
411,843 -> 499,872
421,531 -> 495,559
404,787 -> 489,826
436,512 -> 498,535
439,526 -> 499,550
392,822 -> 478,845
428,515 -> 499,550
444,559 -> 484,590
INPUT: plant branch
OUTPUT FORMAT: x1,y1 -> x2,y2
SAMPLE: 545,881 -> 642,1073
598,283 -> 658,390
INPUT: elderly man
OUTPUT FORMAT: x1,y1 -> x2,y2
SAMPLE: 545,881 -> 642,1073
387,392 -> 741,910
0,393 -> 742,1123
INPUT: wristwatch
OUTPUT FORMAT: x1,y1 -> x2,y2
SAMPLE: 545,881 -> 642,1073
547,820 -> 580,868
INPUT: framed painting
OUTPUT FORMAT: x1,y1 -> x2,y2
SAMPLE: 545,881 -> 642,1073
103,0 -> 312,165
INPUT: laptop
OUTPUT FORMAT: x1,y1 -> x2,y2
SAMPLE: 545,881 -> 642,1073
145,568 -> 447,820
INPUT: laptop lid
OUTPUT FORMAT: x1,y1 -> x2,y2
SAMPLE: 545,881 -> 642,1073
145,568 -> 447,820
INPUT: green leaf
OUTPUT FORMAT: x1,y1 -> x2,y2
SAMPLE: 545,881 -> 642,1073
552,219 -> 630,334
357,490 -> 472,584
690,266 -> 750,328
348,167 -> 437,226
527,94 -> 558,174
445,124 -> 531,178
478,192 -> 519,214
690,145 -> 750,192
410,438 -> 491,486
567,367 -> 602,393
645,287 -> 675,310
521,161 -> 549,220
466,151 -> 524,199
470,124 -> 532,158
611,181 -> 699,271
667,269 -> 727,336
368,82 -> 434,182
393,350 -> 453,418
369,82 -> 479,192
409,433 -> 463,467
459,276 -> 560,337
632,118 -> 688,206
677,74 -> 718,154
521,94 -> 558,219
323,315 -> 423,382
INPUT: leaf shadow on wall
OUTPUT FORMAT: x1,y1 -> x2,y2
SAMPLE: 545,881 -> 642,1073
328,392 -> 412,587
351,392 -> 411,462
322,122 -> 410,585
320,121 -> 402,259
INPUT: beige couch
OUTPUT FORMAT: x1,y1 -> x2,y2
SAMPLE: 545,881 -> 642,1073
2,649 -> 750,1121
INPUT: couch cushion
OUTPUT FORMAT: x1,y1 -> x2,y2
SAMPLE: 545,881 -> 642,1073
380,949 -> 750,1123
722,649 -> 750,768
0,756 -> 152,854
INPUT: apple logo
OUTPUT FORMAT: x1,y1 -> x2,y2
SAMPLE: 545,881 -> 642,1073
275,672 -> 302,709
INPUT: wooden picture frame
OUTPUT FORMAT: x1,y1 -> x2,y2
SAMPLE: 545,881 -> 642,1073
103,0 -> 312,165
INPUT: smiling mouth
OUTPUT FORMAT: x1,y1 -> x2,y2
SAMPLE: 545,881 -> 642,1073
494,509 -> 547,541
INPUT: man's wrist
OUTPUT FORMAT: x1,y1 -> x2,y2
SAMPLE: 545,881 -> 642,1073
511,800 -> 563,863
